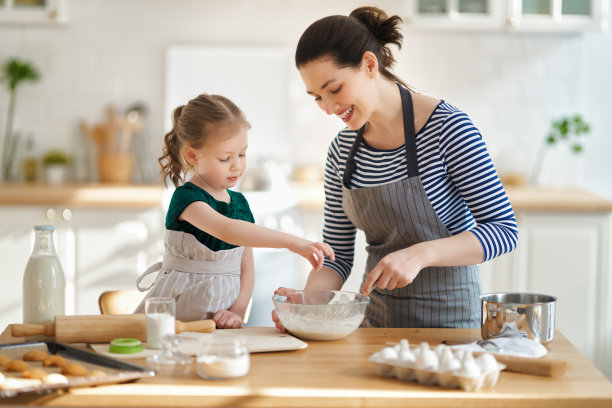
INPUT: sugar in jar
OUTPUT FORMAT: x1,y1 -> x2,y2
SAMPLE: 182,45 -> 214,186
196,336 -> 249,380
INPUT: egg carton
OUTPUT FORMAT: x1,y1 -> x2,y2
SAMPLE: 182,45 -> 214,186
368,340 -> 506,392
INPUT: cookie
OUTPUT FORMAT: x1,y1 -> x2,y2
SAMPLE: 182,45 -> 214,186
43,355 -> 67,368
0,354 -> 11,368
61,363 -> 87,376
86,369 -> 107,377
22,368 -> 48,381
23,350 -> 49,362
6,360 -> 29,372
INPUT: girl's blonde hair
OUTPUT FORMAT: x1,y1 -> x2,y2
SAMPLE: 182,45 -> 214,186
159,94 -> 250,187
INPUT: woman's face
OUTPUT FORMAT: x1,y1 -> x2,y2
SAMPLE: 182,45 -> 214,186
299,55 -> 376,131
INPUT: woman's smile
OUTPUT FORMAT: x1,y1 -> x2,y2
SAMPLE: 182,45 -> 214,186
337,106 -> 354,123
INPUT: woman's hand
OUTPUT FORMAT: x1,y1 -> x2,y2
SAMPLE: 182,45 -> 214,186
271,287 -> 303,332
361,245 -> 426,296
288,239 -> 335,271
213,309 -> 243,329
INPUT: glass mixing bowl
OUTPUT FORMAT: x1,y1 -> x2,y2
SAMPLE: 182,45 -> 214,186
272,290 -> 370,341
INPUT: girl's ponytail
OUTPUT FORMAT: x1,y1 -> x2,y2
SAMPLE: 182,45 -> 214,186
159,105 -> 185,187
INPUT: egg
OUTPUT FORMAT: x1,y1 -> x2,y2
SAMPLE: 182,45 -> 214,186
398,339 -> 416,364
476,353 -> 498,373
379,346 -> 398,361
458,351 -> 481,378
433,343 -> 448,359
439,347 -> 461,372
415,342 -> 439,371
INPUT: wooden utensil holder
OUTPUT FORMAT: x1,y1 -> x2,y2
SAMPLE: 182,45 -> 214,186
98,152 -> 133,183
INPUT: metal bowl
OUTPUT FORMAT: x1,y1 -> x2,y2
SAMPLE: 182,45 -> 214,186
272,290 -> 369,341
480,292 -> 557,344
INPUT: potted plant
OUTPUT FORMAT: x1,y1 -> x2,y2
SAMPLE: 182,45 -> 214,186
1,58 -> 40,181
529,114 -> 591,186
42,150 -> 70,185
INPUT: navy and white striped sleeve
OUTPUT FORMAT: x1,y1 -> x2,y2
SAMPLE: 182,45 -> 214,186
321,136 -> 357,281
438,112 -> 518,261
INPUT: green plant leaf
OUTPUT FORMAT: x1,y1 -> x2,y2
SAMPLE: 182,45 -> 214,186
571,144 -> 583,154
1,58 -> 40,91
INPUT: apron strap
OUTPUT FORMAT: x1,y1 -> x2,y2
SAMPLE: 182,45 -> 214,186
399,85 -> 419,177
136,261 -> 162,292
343,83 -> 417,188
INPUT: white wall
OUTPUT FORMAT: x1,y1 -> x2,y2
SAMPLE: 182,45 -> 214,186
0,0 -> 611,197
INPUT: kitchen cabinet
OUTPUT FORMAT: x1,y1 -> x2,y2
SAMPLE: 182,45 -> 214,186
0,0 -> 67,24
406,0 -> 505,30
507,0 -> 609,32
403,0 -> 608,32
0,184 -> 165,331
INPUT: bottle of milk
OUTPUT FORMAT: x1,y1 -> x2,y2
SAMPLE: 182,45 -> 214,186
22,225 -> 66,324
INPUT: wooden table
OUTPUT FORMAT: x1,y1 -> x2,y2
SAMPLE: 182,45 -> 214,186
1,327 -> 612,407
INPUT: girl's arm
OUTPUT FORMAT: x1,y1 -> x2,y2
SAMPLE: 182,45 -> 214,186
180,202 -> 334,270
214,247 -> 255,329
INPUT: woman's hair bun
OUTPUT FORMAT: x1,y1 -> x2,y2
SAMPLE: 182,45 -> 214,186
349,6 -> 403,53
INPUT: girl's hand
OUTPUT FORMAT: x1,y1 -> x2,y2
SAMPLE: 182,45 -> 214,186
361,246 -> 426,296
213,310 -> 243,329
288,240 -> 335,271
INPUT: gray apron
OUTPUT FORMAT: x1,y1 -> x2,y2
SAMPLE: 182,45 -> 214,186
342,85 -> 481,328
134,229 -> 243,322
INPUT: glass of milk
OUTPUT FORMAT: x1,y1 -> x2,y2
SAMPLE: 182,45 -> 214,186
145,297 -> 176,349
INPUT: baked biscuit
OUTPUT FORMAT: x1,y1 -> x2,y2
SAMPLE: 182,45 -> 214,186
86,369 -> 107,377
0,354 -> 11,368
23,350 -> 49,362
43,355 -> 67,368
61,363 -> 87,376
6,360 -> 29,372
22,368 -> 48,381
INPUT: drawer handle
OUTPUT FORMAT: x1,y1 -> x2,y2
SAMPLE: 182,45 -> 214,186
62,209 -> 72,221
45,208 -> 55,221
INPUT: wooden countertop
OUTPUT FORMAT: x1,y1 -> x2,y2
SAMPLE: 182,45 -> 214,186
1,182 -> 611,213
293,181 -> 612,213
0,183 -> 164,209
1,327 -> 611,407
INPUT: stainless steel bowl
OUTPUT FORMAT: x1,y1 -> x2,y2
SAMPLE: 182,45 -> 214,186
480,292 -> 557,344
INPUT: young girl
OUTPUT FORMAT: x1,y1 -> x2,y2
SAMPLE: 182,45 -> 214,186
135,94 -> 334,328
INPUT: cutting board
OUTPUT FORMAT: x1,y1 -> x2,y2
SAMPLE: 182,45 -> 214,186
89,327 -> 307,359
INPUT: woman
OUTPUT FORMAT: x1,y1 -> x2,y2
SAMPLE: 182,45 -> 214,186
274,6 -> 517,329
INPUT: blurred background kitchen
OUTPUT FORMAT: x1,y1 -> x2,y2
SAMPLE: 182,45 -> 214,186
1,0 -> 611,377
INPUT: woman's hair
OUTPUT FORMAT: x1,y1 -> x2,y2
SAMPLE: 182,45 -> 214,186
295,6 -> 408,88
159,94 -> 250,187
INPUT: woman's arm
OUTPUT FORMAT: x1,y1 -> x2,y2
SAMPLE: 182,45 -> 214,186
180,202 -> 334,270
214,247 -> 255,329
361,230 -> 482,295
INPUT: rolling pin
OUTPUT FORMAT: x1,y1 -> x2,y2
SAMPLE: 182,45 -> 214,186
11,314 -> 216,343
481,352 -> 571,378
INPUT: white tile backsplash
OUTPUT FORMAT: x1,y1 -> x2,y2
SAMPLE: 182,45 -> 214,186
0,0 -> 610,195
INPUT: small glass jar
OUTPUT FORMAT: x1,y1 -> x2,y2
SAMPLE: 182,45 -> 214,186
196,336 -> 249,380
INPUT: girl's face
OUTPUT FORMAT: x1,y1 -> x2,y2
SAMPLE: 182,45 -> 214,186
299,54 -> 377,131
185,125 -> 248,193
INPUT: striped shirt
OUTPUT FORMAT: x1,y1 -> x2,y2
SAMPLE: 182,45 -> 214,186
322,101 -> 518,281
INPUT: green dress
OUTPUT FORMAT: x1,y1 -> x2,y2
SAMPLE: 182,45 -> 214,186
166,182 -> 255,251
